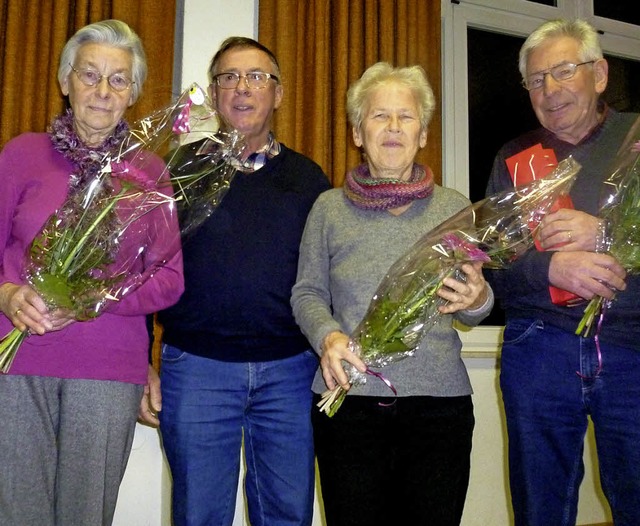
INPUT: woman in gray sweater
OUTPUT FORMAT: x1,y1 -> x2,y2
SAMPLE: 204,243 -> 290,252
291,62 -> 493,526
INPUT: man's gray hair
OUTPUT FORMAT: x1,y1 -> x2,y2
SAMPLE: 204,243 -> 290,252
519,18 -> 603,79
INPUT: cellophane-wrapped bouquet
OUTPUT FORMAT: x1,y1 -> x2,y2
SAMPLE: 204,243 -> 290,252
318,156 -> 580,416
576,116 -> 640,337
0,84 -> 244,372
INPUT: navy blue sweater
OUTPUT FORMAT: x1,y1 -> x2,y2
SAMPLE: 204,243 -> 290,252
158,144 -> 331,361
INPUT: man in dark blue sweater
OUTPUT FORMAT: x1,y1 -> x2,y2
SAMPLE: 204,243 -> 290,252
485,19 -> 640,526
153,37 -> 331,526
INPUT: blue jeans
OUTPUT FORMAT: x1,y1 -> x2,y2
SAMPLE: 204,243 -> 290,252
500,319 -> 640,526
159,345 -> 318,526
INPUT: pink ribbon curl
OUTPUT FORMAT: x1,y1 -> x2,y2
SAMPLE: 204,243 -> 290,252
576,301 -> 607,379
365,368 -> 398,407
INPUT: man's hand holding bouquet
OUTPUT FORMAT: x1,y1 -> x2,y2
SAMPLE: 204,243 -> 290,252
575,115 -> 640,338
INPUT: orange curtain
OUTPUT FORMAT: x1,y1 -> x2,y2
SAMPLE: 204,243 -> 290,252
258,0 -> 441,187
0,0 -> 176,148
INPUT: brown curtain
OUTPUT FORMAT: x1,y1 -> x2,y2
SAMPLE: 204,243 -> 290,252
258,0 -> 441,187
0,0 -> 176,148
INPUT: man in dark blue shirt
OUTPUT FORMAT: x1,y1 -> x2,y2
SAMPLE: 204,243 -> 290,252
485,19 -> 640,526
150,37 -> 330,526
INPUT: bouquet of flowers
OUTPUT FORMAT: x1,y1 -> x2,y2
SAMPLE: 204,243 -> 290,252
0,84 -> 244,372
318,156 -> 580,416
576,116 -> 640,337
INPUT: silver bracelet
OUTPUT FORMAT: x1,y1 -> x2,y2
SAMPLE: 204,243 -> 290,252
595,218 -> 612,253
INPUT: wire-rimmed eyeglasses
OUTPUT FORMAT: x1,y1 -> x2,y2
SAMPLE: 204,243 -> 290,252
213,71 -> 279,90
69,63 -> 134,92
522,61 -> 595,91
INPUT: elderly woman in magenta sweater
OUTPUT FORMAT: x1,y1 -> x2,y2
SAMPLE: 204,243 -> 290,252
0,20 -> 183,525
291,62 -> 493,526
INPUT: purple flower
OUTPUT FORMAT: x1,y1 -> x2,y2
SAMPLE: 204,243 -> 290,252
111,160 -> 157,191
441,233 -> 491,263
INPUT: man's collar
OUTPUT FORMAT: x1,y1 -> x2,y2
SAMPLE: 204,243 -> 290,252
247,132 -> 279,156
233,132 -> 281,173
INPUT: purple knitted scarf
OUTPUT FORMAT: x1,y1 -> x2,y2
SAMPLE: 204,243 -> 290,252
343,163 -> 434,210
49,109 -> 129,192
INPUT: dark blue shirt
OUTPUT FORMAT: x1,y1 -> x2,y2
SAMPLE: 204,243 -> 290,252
158,144 -> 331,361
485,110 -> 640,350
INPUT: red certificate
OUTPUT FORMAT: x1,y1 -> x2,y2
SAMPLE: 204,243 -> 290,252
505,145 -> 580,306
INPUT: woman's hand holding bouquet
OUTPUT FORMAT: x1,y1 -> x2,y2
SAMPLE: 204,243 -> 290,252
0,283 -> 70,336
318,157 -> 580,416
317,261 -> 489,416
0,84 -> 244,372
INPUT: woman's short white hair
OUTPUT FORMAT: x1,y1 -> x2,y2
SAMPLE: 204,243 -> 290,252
58,19 -> 147,104
347,62 -> 435,132
519,19 -> 603,79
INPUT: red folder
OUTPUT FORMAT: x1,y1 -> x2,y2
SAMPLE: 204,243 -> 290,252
505,144 -> 580,306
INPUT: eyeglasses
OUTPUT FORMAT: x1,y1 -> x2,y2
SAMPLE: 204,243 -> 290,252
522,61 -> 595,91
69,63 -> 134,92
213,71 -> 279,90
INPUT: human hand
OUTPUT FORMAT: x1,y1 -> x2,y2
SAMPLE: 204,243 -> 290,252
47,308 -> 77,332
438,261 -> 488,314
320,331 -> 366,391
549,251 -> 626,300
138,365 -> 161,427
0,282 -> 53,334
538,209 -> 601,251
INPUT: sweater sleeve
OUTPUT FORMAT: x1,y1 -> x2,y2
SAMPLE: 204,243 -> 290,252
291,192 -> 343,355
455,284 -> 494,327
105,154 -> 185,316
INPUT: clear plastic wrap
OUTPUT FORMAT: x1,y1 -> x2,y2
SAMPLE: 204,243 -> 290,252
318,156 -> 580,416
0,84 -> 244,372
576,116 -> 640,337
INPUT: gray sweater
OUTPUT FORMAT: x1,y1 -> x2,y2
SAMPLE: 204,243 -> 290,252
291,185 -> 493,398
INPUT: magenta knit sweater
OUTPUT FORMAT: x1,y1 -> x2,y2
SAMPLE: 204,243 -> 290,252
0,132 -> 184,384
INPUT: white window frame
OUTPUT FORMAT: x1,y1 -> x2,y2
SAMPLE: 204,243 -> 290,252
441,0 -> 640,354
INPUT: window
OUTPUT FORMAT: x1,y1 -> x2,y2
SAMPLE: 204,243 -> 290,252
594,0 -> 640,27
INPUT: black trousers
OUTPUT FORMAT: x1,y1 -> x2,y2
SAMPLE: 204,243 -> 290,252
312,394 -> 474,526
